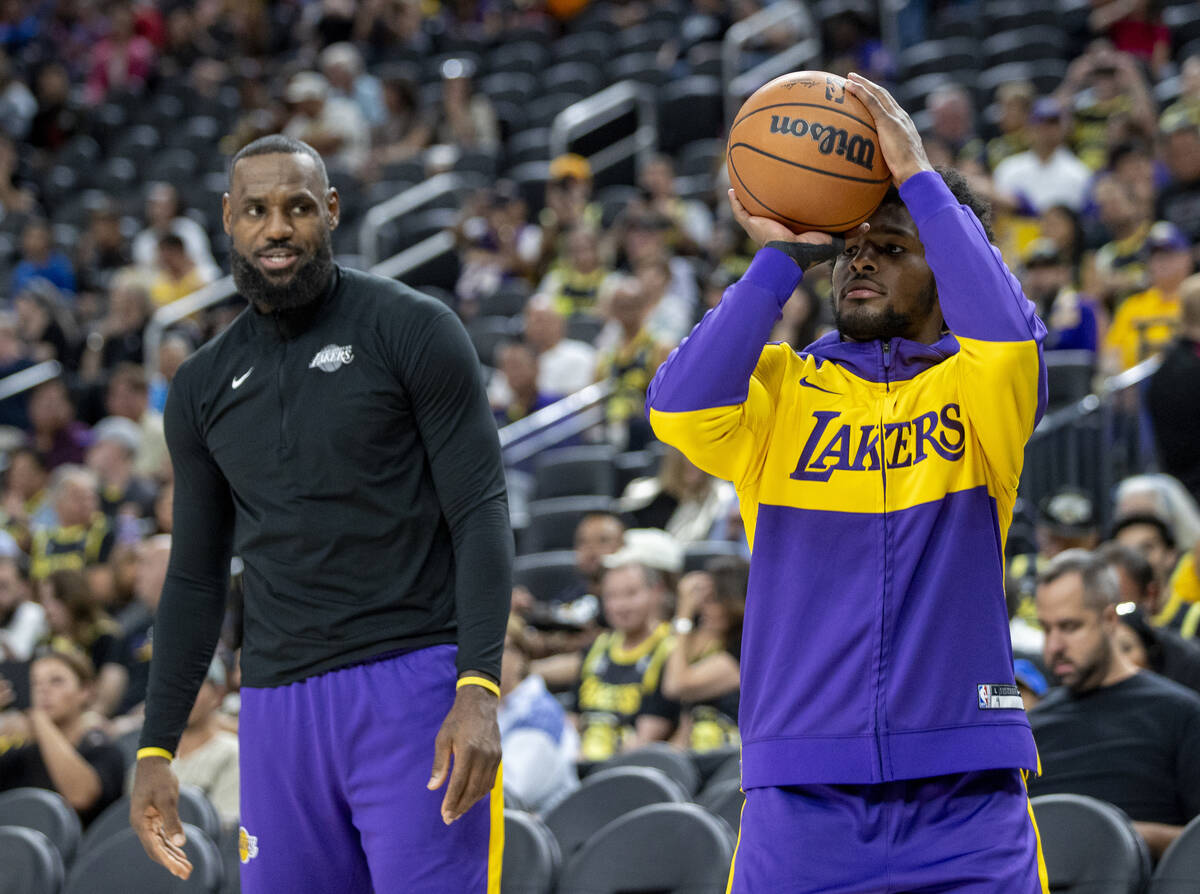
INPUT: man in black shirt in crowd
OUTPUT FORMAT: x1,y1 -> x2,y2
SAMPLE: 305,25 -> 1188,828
130,136 -> 512,893
1030,549 -> 1200,859
1146,274 -> 1200,502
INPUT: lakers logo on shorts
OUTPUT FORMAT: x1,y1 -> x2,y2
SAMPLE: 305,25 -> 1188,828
238,826 -> 259,864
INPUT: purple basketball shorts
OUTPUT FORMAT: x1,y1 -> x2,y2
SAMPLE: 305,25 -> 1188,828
237,644 -> 502,894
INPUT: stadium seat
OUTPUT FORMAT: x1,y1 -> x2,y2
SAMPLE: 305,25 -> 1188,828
680,14 -> 723,50
512,551 -> 580,601
1031,794 -> 1150,894
658,76 -> 723,155
977,59 -> 1069,104
679,139 -> 725,179
598,743 -> 702,796
487,41 -> 551,77
526,91 -> 586,129
615,21 -> 677,56
502,810 -> 561,894
480,71 -> 539,107
1149,813 -> 1200,893
217,826 -> 241,894
81,785 -> 221,859
507,128 -> 552,167
553,32 -> 613,69
64,824 -> 222,894
0,825 -> 65,894
0,788 -> 82,867
686,41 -> 724,77
594,184 -> 641,229
983,0 -> 1063,30
897,38 -> 981,80
697,750 -> 742,795
541,62 -> 605,98
534,445 -> 617,499
1044,350 -> 1095,410
607,52 -> 669,88
543,766 -> 688,861
466,316 -> 520,367
696,777 -> 744,836
480,279 -> 531,318
981,26 -> 1068,68
896,71 -> 979,116
524,496 -> 617,552
557,802 -> 735,894
683,541 -> 748,573
508,161 -> 552,214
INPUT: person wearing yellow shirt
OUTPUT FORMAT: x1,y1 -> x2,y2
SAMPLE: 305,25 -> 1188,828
149,233 -> 212,308
1103,221 -> 1193,372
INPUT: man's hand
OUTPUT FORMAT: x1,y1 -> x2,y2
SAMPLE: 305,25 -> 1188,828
728,190 -> 865,271
427,682 -> 502,825
845,73 -> 934,188
130,756 -> 193,880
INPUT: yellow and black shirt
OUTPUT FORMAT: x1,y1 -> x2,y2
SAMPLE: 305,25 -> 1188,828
683,640 -> 740,753
30,515 -> 115,581
575,622 -> 678,762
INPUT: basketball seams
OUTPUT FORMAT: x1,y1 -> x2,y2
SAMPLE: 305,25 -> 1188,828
728,142 -> 892,186
732,100 -> 878,133
728,159 -> 871,232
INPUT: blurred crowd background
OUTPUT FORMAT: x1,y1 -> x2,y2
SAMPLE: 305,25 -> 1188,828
1,0 -> 1200,890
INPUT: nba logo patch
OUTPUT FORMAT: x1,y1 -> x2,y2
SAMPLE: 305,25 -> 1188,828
977,685 -> 990,709
977,683 -> 1023,709
238,826 -> 259,864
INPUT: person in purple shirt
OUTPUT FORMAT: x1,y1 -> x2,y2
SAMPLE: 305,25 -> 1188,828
11,219 -> 76,296
1020,239 -> 1099,352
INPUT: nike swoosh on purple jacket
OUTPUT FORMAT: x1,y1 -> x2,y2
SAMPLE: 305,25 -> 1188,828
646,171 -> 1047,785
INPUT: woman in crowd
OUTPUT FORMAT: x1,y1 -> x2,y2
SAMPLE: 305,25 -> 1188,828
37,569 -> 127,716
662,559 -> 746,753
620,446 -> 734,544
0,648 -> 125,825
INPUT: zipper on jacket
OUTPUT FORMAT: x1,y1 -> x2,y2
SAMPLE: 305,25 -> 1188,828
874,339 -> 891,780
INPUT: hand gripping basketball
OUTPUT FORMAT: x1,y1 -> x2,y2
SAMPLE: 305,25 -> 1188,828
843,73 -> 933,188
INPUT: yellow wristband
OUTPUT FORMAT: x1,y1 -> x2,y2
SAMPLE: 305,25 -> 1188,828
456,676 -> 500,697
137,747 -> 174,761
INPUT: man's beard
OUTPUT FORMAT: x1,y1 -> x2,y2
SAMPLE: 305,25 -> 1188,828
832,280 -> 937,342
231,230 -> 334,312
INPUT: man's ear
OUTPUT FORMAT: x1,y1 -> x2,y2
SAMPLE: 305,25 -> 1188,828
222,193 -> 232,237
326,187 -> 340,230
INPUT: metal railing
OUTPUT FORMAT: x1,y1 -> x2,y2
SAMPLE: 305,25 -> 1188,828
498,379 -> 614,467
723,0 -> 821,127
0,360 -> 63,402
549,81 -> 659,182
358,172 -> 484,267
1020,356 -> 1163,533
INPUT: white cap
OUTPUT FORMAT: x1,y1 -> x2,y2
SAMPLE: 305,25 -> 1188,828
286,71 -> 330,103
602,528 -> 684,574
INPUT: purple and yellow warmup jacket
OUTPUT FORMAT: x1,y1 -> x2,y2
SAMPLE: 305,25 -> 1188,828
646,172 -> 1047,787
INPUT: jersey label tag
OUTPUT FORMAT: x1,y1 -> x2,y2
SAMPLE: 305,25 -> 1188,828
977,683 -> 1023,709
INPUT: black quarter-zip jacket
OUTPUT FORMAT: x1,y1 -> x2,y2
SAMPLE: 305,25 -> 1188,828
141,266 -> 512,752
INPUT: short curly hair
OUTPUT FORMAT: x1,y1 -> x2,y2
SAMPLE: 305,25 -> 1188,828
877,165 -> 994,243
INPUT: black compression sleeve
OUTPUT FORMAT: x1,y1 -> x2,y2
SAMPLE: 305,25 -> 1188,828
139,371 -> 235,753
408,312 -> 512,681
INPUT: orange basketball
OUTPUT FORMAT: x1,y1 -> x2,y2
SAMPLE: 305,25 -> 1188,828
726,71 -> 891,234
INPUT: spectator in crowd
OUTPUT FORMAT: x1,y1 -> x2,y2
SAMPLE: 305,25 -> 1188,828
992,97 -> 1092,214
0,554 -> 42,662
79,276 -> 151,380
663,560 -> 745,753
27,378 -> 90,471
1107,139 -> 1158,215
1038,204 -> 1087,286
1055,46 -> 1157,171
0,50 -> 35,142
1156,114 -> 1200,247
595,276 -> 671,451
369,72 -> 431,170
1146,274 -> 1200,501
1086,175 -> 1152,310
1019,239 -> 1099,352
522,294 -> 597,397
572,558 -> 677,762
492,341 -> 555,428
149,233 -> 212,308
618,208 -> 699,322
105,363 -> 167,482
14,282 -> 79,371
0,648 -> 125,825
282,71 -> 371,177
27,62 -> 80,156
432,57 -> 498,153
631,251 -> 696,348
620,446 -> 734,544
1030,549 -> 1200,858
0,133 -> 34,219
74,199 -> 131,299
1,447 -> 54,548
12,218 -> 76,296
319,42 -> 385,128
1103,221 -> 1192,372
497,623 -> 579,814
0,309 -> 34,428
536,154 -> 601,278
170,655 -> 239,832
769,279 -> 825,349
986,80 -> 1034,171
1013,658 -> 1049,711
85,0 -> 156,104
86,416 -> 155,521
1089,0 -> 1171,79
925,83 -> 983,166
1098,543 -> 1200,693
148,333 -> 192,415
537,224 -> 613,319
113,533 -> 169,719
637,153 -> 713,256
37,568 -> 127,716
1112,512 -> 1179,598
30,466 -> 113,583
1163,53 -> 1200,128
131,183 -> 218,284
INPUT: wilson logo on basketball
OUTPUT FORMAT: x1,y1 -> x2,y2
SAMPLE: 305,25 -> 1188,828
768,116 -> 876,171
